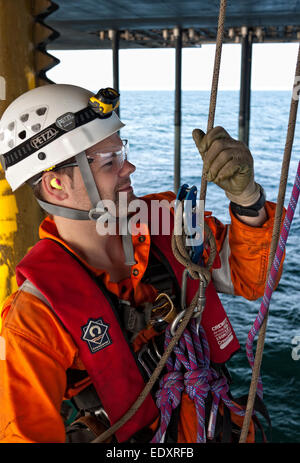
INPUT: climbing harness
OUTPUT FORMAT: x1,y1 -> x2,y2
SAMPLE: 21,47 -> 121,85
91,202 -> 217,442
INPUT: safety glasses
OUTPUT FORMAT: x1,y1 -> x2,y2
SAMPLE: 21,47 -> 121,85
32,139 -> 129,185
59,139 -> 129,171
86,139 -> 129,172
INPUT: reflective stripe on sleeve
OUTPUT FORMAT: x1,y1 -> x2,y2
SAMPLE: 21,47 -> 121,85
211,228 -> 234,295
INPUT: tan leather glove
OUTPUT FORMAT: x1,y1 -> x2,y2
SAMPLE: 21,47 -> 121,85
192,126 -> 261,206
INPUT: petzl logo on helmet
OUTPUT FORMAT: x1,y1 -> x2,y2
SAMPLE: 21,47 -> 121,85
81,317 -> 112,353
30,127 -> 59,150
55,112 -> 76,131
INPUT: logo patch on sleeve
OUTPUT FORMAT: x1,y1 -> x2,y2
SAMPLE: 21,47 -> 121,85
81,318 -> 112,353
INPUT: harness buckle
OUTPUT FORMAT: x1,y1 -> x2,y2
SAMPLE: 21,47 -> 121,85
148,292 -> 177,332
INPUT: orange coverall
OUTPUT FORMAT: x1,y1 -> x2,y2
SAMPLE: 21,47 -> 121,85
0,192 -> 283,442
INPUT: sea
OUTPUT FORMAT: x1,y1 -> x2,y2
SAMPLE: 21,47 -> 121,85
119,90 -> 300,443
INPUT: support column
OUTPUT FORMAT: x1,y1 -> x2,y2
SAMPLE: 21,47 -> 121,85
109,29 -> 120,117
0,0 -> 49,311
239,27 -> 253,146
174,27 -> 182,193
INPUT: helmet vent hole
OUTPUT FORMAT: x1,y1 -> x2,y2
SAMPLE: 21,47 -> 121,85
0,132 -> 4,141
8,140 -> 14,148
38,152 -> 46,160
18,130 -> 27,140
8,122 -> 15,131
36,107 -> 47,116
31,123 -> 41,132
20,114 -> 29,123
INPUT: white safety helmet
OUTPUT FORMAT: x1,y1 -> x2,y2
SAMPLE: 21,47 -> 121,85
0,84 -> 136,265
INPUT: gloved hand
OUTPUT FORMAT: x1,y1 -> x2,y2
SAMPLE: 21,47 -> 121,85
192,126 -> 261,206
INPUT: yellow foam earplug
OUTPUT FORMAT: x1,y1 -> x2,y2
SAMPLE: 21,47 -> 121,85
50,178 -> 62,190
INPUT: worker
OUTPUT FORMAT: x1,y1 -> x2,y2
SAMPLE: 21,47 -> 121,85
0,84 -> 282,443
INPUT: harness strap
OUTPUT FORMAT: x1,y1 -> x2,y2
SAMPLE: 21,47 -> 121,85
75,151 -> 102,211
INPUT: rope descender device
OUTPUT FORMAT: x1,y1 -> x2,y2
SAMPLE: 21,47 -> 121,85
175,183 -> 204,265
170,184 -> 208,336
88,87 -> 120,117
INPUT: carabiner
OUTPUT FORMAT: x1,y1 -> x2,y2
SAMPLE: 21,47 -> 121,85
170,309 -> 186,337
193,279 -> 206,318
170,268 -> 189,336
170,274 -> 207,336
181,268 -> 189,312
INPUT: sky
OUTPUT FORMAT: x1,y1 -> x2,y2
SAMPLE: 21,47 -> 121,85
47,43 -> 299,91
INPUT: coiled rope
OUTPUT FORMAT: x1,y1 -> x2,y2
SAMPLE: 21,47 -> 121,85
151,320 -> 247,443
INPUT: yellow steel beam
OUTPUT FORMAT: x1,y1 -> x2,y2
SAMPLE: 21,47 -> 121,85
0,0 -> 58,321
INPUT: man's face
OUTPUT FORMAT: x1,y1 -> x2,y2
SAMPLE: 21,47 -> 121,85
68,133 -> 137,217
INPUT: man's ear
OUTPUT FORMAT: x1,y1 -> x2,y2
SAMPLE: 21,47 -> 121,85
42,172 -> 69,201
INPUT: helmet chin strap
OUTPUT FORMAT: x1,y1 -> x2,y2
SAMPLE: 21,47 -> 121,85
36,151 -> 136,267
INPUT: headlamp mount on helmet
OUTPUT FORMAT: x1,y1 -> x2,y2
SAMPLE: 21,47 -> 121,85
88,88 -> 120,117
